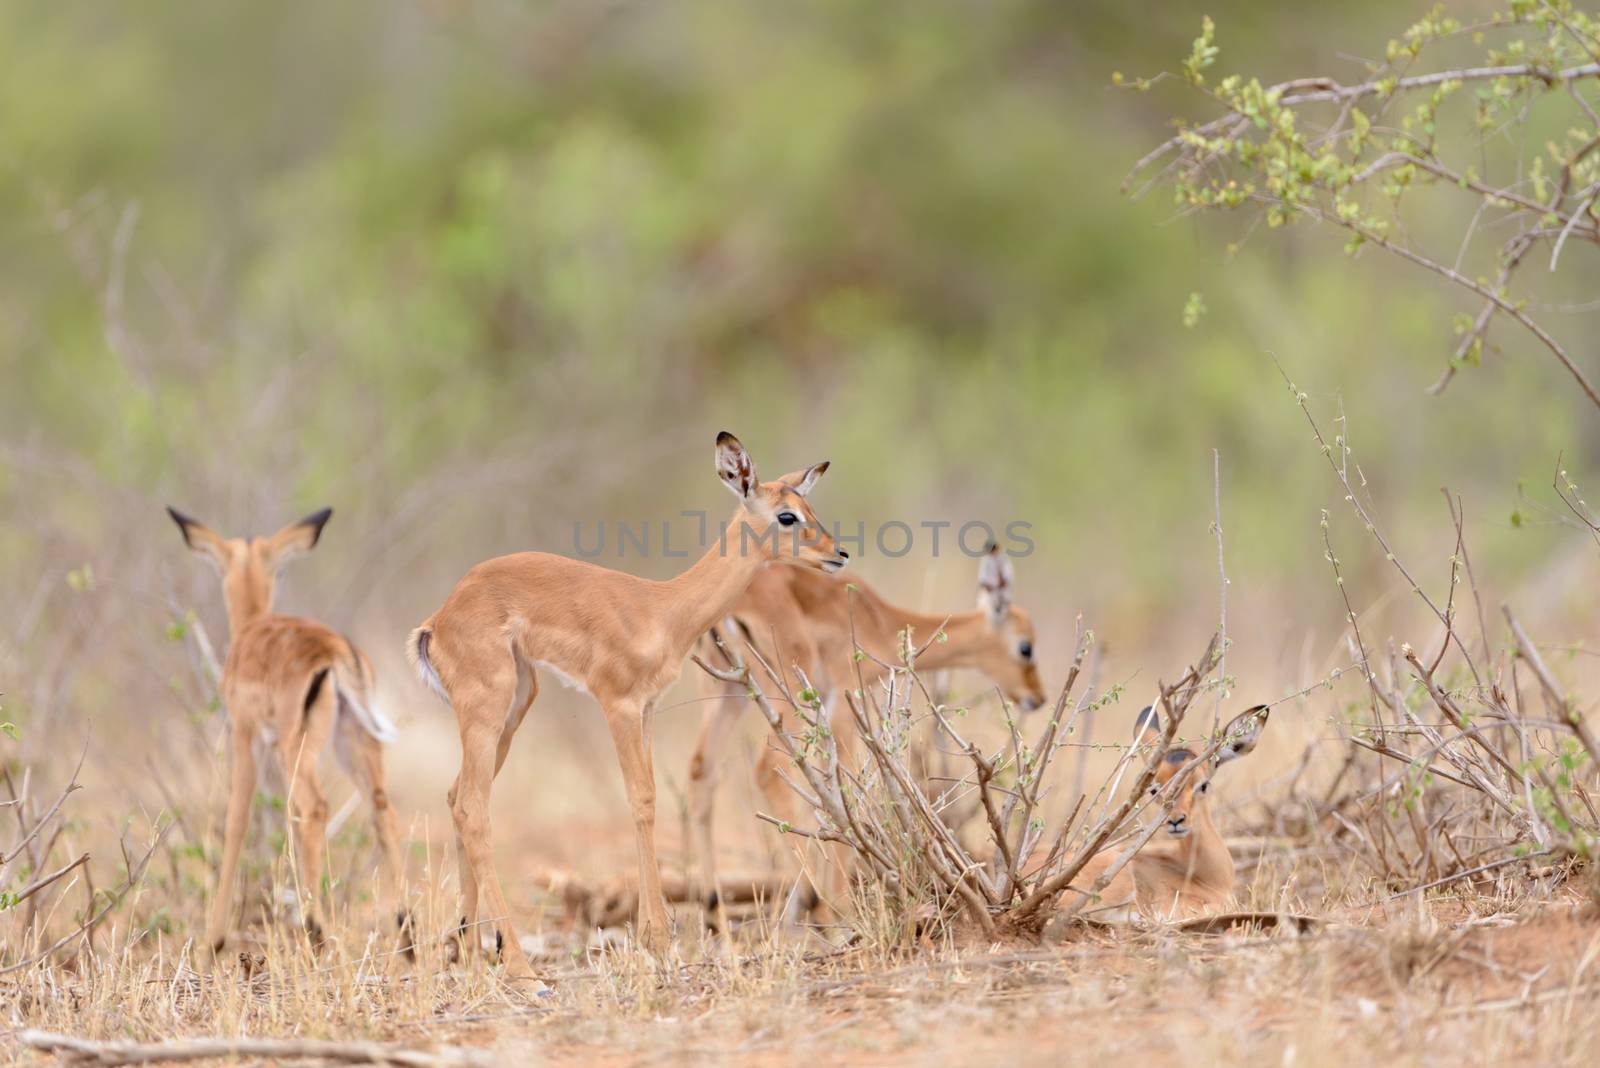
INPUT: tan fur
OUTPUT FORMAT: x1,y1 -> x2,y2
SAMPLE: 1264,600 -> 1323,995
408,433 -> 842,983
167,507 -> 405,954
688,548 -> 1047,926
1067,705 -> 1268,922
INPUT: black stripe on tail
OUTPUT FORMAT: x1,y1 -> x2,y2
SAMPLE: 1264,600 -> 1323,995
304,668 -> 330,718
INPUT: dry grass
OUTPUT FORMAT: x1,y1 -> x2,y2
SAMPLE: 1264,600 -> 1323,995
5,867 -> 1598,1065
5,653 -> 1600,1068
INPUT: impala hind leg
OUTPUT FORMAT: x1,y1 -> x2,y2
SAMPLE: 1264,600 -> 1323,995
280,748 -> 332,945
448,659 -> 542,986
451,721 -> 537,982
753,743 -> 819,926
208,717 -> 259,953
808,698 -> 858,927
445,768 -> 478,964
277,675 -> 338,946
336,716 -> 411,957
602,697 -> 671,956
755,697 -> 852,930
686,683 -> 744,931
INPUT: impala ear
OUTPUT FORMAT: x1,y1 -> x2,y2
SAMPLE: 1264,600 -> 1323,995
1132,704 -> 1161,746
976,542 -> 1014,623
783,461 -> 829,497
167,506 -> 230,571
1216,703 -> 1270,764
267,508 -> 333,566
715,431 -> 758,499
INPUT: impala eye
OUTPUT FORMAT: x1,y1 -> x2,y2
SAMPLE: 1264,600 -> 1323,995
1018,640 -> 1033,660
777,512 -> 800,527
1149,787 -> 1159,797
1197,781 -> 1210,794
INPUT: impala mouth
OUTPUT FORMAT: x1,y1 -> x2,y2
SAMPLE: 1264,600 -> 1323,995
1166,823 -> 1192,839
821,557 -> 847,573
1020,695 -> 1044,712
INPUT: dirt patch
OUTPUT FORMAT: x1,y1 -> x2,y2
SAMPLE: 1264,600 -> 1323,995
1427,903 -> 1600,997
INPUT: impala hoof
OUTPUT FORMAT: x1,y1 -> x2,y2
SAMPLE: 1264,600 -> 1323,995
395,908 -> 418,960
500,974 -> 555,1004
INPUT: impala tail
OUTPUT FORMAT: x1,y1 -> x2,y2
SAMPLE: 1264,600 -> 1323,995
333,639 -> 398,744
407,624 -> 449,703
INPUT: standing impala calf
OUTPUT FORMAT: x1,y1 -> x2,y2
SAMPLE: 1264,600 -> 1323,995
1066,703 -> 1270,923
688,545 -> 1047,925
408,432 -> 843,985
167,508 -> 404,953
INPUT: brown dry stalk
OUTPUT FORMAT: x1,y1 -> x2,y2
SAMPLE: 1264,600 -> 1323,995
712,612 -> 1224,932
1504,605 -> 1600,771
0,824 -> 169,977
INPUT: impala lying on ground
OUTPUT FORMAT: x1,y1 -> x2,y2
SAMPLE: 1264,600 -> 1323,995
167,508 -> 405,954
687,544 -> 1047,927
408,432 -> 843,987
1065,703 -> 1270,923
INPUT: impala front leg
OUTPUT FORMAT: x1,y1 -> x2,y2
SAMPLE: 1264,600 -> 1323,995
603,697 -> 671,957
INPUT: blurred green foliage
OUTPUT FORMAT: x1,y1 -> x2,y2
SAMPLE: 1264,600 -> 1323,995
1,1 -> 1596,734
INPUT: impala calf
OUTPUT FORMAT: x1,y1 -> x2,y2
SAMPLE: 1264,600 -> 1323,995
408,432 -> 843,987
167,507 -> 405,954
1067,703 -> 1270,923
688,544 -> 1047,926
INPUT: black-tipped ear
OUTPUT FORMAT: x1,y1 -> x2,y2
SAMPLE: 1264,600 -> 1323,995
716,432 -> 758,499
167,506 -> 230,568
267,507 -> 333,564
298,507 -> 333,548
1133,704 -> 1161,742
1216,703 -> 1270,763
790,460 -> 829,496
167,506 -> 198,547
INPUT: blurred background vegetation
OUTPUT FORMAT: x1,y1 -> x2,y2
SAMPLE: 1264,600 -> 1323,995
2,1 -> 1597,868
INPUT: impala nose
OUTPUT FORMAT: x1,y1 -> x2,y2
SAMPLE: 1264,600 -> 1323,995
837,549 -> 849,559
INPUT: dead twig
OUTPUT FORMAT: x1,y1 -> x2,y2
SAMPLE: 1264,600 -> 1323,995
17,1031 -> 496,1067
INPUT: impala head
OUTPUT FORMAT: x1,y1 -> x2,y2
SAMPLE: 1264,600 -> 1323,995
971,543 -> 1047,711
167,506 -> 333,630
1136,703 -> 1269,839
716,431 -> 846,573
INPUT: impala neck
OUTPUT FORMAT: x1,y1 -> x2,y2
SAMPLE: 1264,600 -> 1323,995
223,578 -> 273,637
908,609 -> 998,669
856,595 -> 993,674
1175,799 -> 1234,890
664,508 -> 770,652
